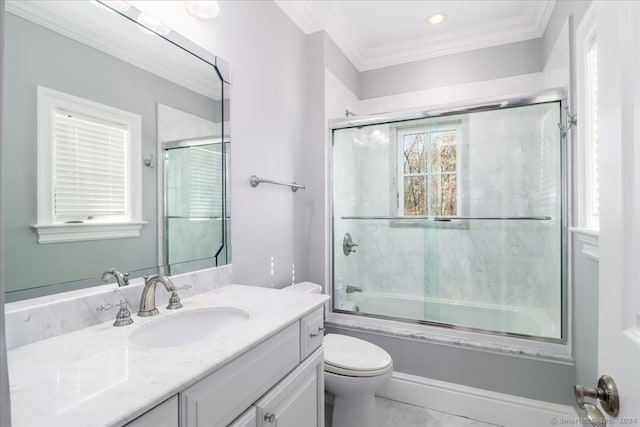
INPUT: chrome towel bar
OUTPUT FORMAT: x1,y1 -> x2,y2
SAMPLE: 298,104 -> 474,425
250,175 -> 305,192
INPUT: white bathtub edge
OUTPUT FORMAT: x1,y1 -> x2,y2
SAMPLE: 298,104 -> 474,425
377,371 -> 580,427
326,312 -> 574,365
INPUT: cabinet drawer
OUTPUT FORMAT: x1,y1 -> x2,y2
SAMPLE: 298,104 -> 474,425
300,308 -> 324,360
126,395 -> 178,427
180,323 -> 300,427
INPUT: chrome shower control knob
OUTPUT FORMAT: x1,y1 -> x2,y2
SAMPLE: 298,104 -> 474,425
343,233 -> 359,256
264,413 -> 276,423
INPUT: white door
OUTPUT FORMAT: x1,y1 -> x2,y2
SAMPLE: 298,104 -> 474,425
597,0 -> 640,422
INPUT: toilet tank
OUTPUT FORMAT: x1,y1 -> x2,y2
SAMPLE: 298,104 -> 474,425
282,282 -> 322,294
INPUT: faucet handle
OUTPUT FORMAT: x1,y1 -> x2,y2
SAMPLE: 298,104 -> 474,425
97,299 -> 134,327
166,284 -> 191,310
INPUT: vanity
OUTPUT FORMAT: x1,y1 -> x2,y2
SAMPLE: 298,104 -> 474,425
7,285 -> 328,427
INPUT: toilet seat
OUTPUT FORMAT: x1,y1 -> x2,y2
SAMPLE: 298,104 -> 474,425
324,334 -> 393,377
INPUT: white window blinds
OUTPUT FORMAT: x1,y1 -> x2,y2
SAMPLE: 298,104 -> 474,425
53,110 -> 129,222
188,144 -> 222,218
587,41 -> 599,221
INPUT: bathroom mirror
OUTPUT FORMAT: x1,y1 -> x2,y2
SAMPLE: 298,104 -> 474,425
2,0 -> 230,301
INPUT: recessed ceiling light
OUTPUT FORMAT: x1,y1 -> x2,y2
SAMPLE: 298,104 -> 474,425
136,13 -> 170,36
184,1 -> 220,21
427,13 -> 446,25
99,0 -> 130,13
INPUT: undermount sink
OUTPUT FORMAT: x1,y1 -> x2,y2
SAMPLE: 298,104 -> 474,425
129,307 -> 250,348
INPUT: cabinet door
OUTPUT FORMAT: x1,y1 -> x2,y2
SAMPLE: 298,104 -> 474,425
180,323 -> 300,427
228,407 -> 257,427
125,395 -> 179,427
255,348 -> 324,427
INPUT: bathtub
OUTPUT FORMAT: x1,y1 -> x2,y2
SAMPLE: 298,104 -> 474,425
342,292 -> 558,339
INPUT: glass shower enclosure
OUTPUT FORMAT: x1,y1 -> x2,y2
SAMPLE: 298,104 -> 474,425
164,137 -> 228,274
332,101 -> 564,340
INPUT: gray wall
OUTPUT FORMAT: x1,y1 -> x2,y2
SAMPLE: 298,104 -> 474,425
2,13 -> 218,295
219,1 -> 309,287
296,32 -> 326,288
0,1 -> 11,424
323,33 -> 360,99
359,38 -> 545,99
327,325 -> 576,405
542,1 -> 591,65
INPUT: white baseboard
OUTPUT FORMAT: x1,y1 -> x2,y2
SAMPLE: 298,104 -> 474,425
376,372 -> 580,427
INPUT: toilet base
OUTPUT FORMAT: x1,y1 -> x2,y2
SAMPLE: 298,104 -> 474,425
332,393 -> 376,427
325,369 -> 391,427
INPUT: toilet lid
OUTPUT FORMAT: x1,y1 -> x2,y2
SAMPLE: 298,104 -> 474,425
324,334 -> 392,375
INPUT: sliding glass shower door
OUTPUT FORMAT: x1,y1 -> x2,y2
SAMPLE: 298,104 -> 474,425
164,138 -> 226,274
332,102 -> 563,340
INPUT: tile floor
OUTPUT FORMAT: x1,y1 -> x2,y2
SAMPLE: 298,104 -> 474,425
375,397 -> 501,427
326,397 -> 501,427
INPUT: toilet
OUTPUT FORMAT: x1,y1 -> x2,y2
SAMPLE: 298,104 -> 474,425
283,282 -> 393,427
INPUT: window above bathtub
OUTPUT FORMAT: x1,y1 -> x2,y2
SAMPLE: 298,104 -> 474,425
396,123 -> 461,217
32,86 -> 145,243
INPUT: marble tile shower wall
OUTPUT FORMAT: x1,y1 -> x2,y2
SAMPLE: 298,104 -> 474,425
333,104 -> 561,319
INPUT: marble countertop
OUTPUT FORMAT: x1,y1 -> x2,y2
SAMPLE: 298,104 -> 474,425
8,285 -> 328,427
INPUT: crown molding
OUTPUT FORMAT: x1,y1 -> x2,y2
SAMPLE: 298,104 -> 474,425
275,0 -> 556,72
273,0 -> 327,34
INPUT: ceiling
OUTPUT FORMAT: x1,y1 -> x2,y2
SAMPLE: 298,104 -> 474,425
274,0 -> 556,71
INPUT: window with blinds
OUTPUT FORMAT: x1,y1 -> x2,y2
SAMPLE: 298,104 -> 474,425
53,110 -> 129,222
35,86 -> 143,243
587,41 -> 599,227
188,144 -> 222,218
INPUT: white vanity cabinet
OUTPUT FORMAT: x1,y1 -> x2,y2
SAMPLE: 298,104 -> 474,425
180,308 -> 325,427
228,408 -> 257,427
125,395 -> 179,427
255,348 -> 324,427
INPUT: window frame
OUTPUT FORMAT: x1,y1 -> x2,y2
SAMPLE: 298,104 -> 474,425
33,86 -> 145,243
575,5 -> 599,232
396,122 -> 462,217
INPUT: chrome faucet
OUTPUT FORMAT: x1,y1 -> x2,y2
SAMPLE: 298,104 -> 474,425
101,268 -> 129,287
138,274 -> 178,317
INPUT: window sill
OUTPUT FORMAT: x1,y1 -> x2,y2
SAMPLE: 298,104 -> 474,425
31,221 -> 147,244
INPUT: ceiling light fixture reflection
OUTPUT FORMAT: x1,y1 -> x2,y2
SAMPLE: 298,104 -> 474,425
136,13 -> 170,36
426,13 -> 446,25
99,0 -> 130,13
184,1 -> 220,21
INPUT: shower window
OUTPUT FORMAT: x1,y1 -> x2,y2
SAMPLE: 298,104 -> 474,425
397,124 -> 460,216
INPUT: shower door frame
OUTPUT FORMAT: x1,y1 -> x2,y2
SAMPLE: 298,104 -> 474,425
327,90 -> 570,347
161,136 -> 229,272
